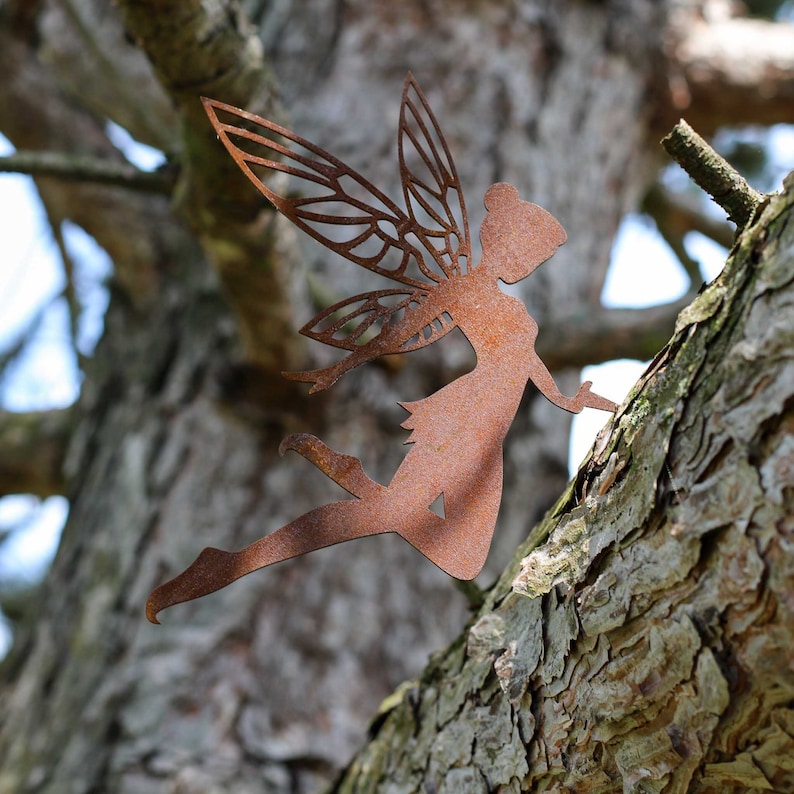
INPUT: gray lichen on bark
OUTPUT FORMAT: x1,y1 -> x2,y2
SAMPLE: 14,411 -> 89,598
333,175 -> 794,793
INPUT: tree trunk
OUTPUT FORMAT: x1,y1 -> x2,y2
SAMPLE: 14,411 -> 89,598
333,175 -> 794,793
1,2 -> 792,793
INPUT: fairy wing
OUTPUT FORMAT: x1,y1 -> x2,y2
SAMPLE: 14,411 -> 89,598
203,97 -> 429,288
203,74 -> 469,358
399,75 -> 472,279
299,287 -> 455,353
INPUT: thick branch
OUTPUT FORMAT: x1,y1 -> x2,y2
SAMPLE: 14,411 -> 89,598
662,120 -> 762,228
0,151 -> 175,193
0,409 -> 73,497
666,14 -> 794,133
1,4 -> 299,368
116,0 -> 302,371
118,0 -> 280,224
537,297 -> 692,371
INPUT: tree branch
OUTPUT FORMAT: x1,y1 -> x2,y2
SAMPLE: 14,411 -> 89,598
642,183 -> 733,289
116,0 -> 303,372
0,151 -> 175,193
645,185 -> 734,250
666,14 -> 794,134
118,0 -> 280,223
0,409 -> 73,498
39,198 -> 82,368
0,21 -> 171,305
537,296 -> 693,371
662,120 -> 762,228
50,0 -> 176,150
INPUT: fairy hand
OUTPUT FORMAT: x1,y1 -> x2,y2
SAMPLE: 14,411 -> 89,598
282,367 -> 340,394
573,381 -> 618,413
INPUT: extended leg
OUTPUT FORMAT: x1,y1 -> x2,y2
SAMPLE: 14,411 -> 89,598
279,433 -> 383,499
146,498 -> 390,623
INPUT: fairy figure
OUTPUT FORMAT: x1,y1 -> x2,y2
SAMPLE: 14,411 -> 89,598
146,74 -> 616,623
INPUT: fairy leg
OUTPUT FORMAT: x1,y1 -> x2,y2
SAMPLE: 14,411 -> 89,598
398,503 -> 494,581
279,433 -> 383,499
146,499 -> 391,623
391,445 -> 504,581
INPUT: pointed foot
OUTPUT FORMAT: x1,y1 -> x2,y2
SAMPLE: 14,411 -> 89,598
146,546 -> 240,624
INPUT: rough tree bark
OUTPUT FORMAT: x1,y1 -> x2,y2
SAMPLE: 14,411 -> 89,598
0,1 -> 792,793
332,169 -> 794,794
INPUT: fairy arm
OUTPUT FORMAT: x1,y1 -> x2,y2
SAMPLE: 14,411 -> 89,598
283,346 -> 384,394
284,289 -> 456,393
528,348 -> 617,413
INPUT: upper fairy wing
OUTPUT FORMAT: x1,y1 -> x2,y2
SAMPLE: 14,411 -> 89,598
203,97 -> 434,288
399,75 -> 472,280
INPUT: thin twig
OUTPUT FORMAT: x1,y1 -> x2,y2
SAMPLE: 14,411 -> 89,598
661,120 -> 762,229
39,197 -> 86,369
0,150 -> 175,193
642,182 -> 735,290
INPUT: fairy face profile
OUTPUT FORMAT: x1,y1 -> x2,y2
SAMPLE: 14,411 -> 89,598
146,74 -> 616,623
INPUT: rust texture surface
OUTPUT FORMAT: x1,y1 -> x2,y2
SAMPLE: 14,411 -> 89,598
147,75 -> 616,623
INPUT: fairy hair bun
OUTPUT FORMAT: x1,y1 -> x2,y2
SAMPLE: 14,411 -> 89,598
484,182 -> 519,212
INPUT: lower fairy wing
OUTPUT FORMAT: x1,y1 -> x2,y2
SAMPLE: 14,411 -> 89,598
299,287 -> 457,355
301,289 -> 425,351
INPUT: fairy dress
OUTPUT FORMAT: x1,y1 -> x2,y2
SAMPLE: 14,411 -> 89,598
389,278 -> 538,571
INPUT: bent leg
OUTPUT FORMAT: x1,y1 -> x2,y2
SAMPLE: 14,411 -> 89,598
279,433 -> 383,499
399,509 -> 494,581
396,448 -> 504,581
146,499 -> 390,623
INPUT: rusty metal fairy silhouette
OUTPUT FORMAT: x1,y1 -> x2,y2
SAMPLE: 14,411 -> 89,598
146,74 -> 617,623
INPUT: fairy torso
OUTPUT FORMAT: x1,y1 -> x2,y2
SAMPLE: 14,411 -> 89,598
400,272 -> 537,448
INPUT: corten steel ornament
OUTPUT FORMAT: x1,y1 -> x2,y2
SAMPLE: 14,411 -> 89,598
146,74 -> 617,624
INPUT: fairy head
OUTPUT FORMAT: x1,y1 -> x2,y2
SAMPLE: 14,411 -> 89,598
480,183 -> 567,284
